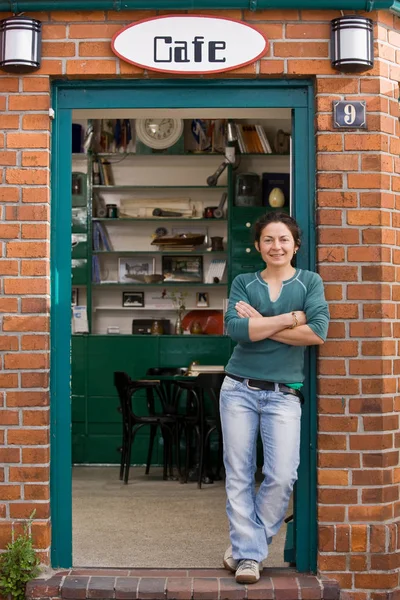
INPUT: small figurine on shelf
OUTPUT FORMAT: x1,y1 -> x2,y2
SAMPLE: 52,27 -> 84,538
170,290 -> 188,335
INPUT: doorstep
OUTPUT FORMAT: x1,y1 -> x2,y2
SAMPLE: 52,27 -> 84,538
26,568 -> 340,600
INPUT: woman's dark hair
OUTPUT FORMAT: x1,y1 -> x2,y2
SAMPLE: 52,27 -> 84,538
254,212 -> 301,249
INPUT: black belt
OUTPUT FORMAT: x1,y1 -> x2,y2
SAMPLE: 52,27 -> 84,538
226,373 -> 304,402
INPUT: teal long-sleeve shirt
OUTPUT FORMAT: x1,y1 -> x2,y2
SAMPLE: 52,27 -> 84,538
224,269 -> 330,384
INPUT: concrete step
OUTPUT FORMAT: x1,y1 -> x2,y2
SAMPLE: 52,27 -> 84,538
26,567 -> 340,600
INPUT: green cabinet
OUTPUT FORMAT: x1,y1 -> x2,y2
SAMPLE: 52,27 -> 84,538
71,334 -> 231,464
229,207 -> 266,279
87,335 -> 158,396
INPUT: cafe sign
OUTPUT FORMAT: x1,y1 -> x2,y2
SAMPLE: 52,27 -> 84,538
111,15 -> 268,74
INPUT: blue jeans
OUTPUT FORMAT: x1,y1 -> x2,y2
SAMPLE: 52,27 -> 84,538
220,375 -> 302,563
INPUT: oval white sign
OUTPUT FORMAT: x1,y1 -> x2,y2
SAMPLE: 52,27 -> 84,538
111,15 -> 268,74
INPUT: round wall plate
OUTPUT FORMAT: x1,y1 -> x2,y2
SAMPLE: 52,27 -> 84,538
136,118 -> 184,150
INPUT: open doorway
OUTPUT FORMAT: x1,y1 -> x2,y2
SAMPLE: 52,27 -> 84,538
51,80 -> 316,571
70,108 -> 292,567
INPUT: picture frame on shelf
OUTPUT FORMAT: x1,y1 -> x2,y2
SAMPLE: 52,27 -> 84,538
196,292 -> 209,307
162,255 -> 203,283
118,257 -> 155,283
122,291 -> 145,308
71,288 -> 79,306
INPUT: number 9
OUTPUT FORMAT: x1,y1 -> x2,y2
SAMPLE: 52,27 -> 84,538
344,104 -> 356,125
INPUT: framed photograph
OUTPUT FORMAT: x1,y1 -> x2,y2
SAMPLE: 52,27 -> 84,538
122,291 -> 145,307
71,288 -> 79,306
162,255 -> 203,283
118,257 -> 155,283
196,292 -> 209,307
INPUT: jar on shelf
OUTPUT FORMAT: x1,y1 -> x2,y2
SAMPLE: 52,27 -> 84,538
106,204 -> 118,218
150,320 -> 164,335
234,173 -> 261,206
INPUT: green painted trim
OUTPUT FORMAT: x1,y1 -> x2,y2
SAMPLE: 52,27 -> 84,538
291,97 -> 317,573
50,94 -> 73,566
52,78 -> 316,570
56,79 -> 309,110
0,0 -> 394,11
391,0 -> 400,13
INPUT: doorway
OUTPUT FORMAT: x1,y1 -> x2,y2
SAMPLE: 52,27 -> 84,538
50,79 -> 316,570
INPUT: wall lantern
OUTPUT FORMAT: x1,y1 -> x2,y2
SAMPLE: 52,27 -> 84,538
0,16 -> 42,73
330,15 -> 374,73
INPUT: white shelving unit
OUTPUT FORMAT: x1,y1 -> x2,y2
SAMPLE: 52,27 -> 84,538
71,110 -> 291,335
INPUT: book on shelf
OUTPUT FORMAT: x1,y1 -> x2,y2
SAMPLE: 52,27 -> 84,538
97,157 -> 114,186
205,259 -> 226,283
92,221 -> 113,251
236,125 -> 246,154
92,256 -> 101,283
255,125 -> 273,153
235,123 -> 272,154
242,125 -> 261,154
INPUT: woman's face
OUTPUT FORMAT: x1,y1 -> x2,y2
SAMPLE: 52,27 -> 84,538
255,221 -> 298,268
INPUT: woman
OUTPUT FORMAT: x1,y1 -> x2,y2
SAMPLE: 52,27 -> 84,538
220,212 -> 329,584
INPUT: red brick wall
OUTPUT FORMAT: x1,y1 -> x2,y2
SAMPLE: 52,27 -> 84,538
0,7 -> 398,596
0,67 -> 51,562
315,9 -> 400,598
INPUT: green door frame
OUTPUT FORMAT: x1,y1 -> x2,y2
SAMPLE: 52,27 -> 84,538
50,78 -> 316,570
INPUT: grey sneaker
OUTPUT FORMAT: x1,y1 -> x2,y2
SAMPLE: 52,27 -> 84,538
223,546 -> 238,573
235,559 -> 261,584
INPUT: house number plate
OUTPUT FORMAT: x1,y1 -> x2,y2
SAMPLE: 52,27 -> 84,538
333,101 -> 367,129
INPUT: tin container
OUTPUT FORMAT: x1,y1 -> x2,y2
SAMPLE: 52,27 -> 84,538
106,204 -> 118,218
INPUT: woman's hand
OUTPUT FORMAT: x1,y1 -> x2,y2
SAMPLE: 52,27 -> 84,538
296,311 -> 307,326
235,301 -> 262,318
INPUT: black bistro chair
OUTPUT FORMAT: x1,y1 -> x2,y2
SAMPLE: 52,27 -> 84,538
113,371 -> 178,484
145,367 -> 188,479
146,367 -> 187,416
175,372 -> 225,489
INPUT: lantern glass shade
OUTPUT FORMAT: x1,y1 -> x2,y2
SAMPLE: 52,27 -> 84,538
331,15 -> 373,73
0,16 -> 42,73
